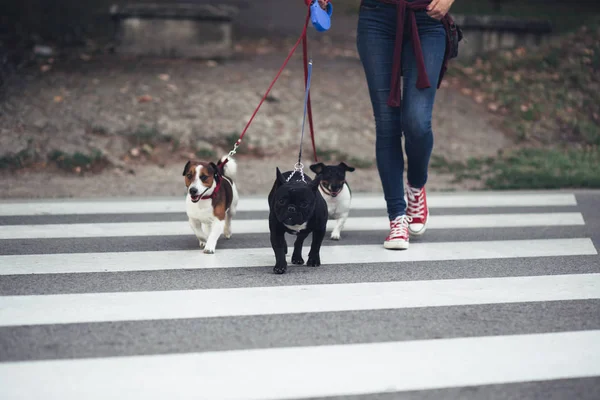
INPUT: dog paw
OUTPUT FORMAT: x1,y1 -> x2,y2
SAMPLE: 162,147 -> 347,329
203,247 -> 215,254
291,254 -> 304,265
198,240 -> 206,249
330,232 -> 341,240
273,262 -> 287,274
224,233 -> 232,239
306,256 -> 321,267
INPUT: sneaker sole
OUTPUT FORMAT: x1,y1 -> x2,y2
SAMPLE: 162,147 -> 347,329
384,241 -> 409,250
408,226 -> 427,236
408,209 -> 429,237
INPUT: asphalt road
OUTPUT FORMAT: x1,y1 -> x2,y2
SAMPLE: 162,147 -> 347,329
0,190 -> 599,400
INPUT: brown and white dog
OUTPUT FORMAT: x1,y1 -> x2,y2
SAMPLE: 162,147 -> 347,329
183,156 -> 239,254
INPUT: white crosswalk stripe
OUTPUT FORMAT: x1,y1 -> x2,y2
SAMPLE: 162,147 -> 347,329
2,330 -> 599,400
0,191 -> 599,400
0,212 -> 586,239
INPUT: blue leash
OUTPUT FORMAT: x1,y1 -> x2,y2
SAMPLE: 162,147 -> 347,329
288,0 -> 331,182
298,59 -> 313,164
288,58 -> 314,183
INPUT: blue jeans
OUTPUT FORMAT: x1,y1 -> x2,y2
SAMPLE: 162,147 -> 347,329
356,0 -> 446,220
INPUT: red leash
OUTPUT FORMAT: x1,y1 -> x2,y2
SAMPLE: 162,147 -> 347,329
221,1 -> 320,167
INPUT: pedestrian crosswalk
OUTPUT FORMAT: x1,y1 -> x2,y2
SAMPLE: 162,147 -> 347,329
0,191 -> 599,399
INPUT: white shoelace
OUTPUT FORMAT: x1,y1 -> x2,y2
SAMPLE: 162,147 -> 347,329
406,186 -> 425,218
389,215 -> 412,238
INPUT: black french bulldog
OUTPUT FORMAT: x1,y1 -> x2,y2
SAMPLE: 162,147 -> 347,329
268,167 -> 328,274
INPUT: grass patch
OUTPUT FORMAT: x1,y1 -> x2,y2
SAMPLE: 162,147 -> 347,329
0,149 -> 37,170
48,149 -> 107,173
448,20 -> 600,146
443,17 -> 600,189
128,124 -> 173,147
431,146 -> 600,189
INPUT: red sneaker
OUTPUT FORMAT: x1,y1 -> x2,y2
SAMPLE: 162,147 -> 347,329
384,215 -> 412,250
406,183 -> 429,236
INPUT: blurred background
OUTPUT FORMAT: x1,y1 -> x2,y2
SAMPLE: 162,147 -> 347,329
0,0 -> 599,198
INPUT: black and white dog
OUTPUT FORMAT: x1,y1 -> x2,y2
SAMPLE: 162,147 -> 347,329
310,162 -> 355,240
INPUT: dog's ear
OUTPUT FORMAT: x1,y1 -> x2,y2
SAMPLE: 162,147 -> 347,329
310,174 -> 322,192
276,167 -> 286,186
183,161 -> 191,176
338,162 -> 355,172
309,163 -> 325,174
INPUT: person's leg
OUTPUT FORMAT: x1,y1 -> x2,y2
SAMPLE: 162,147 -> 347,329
356,0 -> 406,221
401,12 -> 446,236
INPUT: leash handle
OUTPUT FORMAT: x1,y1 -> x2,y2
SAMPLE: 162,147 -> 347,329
309,0 -> 333,32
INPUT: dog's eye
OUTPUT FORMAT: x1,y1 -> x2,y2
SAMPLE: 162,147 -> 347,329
277,199 -> 286,205
299,201 -> 308,208
186,173 -> 193,180
200,175 -> 208,182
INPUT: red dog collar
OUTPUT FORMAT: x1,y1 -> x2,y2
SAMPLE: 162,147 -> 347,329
199,178 -> 221,200
320,182 -> 343,197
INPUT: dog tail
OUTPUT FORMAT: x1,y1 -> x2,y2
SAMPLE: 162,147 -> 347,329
221,155 -> 237,181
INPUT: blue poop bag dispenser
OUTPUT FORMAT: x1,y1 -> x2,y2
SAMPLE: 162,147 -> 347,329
310,0 -> 333,32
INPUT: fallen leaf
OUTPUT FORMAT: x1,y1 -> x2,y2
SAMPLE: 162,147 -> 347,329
206,60 -> 218,67
167,84 -> 178,92
474,94 -> 485,104
74,166 -> 82,174
461,88 -> 473,96
130,148 -> 140,157
520,104 -> 529,112
80,54 -> 92,61
488,103 -> 499,112
158,74 -> 170,81
142,144 -> 154,154
53,96 -> 63,103
40,65 -> 51,72
138,94 -> 153,103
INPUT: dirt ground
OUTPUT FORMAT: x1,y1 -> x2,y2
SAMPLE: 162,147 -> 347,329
0,7 -> 515,199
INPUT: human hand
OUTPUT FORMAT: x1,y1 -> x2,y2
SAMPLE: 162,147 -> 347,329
317,0 -> 329,10
426,0 -> 454,20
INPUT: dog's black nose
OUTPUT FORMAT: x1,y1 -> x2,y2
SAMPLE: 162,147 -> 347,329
189,187 -> 198,195
287,205 -> 296,213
